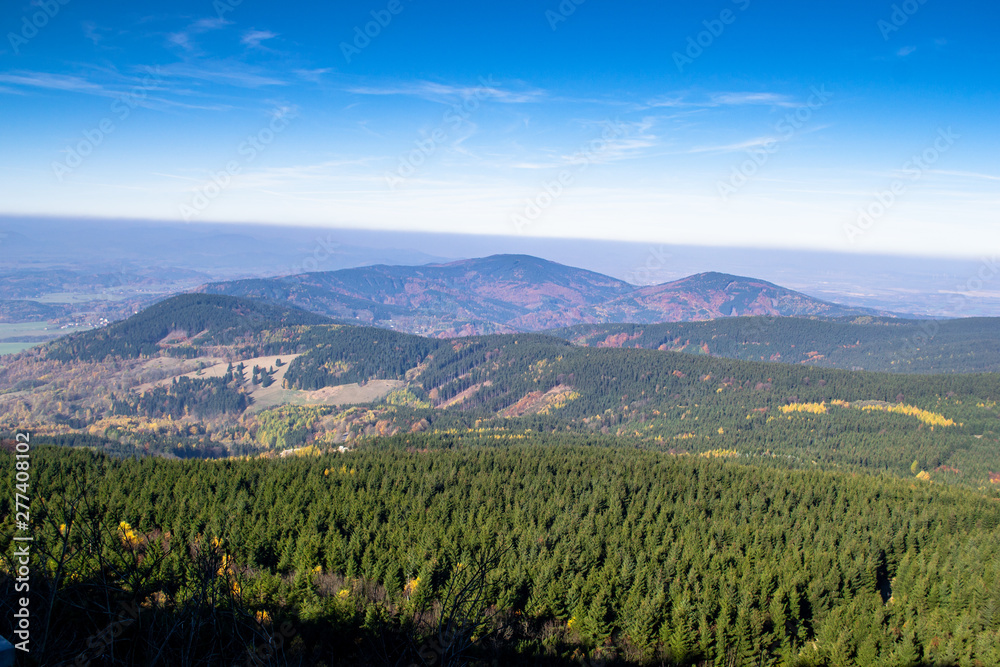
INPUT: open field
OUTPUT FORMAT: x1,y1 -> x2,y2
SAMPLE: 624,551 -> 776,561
142,354 -> 300,387
247,378 -> 405,412
137,352 -> 402,411
0,322 -> 95,336
33,291 -> 136,303
0,322 -> 93,355
0,322 -> 65,336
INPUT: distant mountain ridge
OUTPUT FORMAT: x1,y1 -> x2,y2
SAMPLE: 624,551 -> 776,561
36,292 -> 999,375
608,271 -> 880,320
198,254 -> 895,336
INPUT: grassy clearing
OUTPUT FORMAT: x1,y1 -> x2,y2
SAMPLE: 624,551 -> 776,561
247,379 -> 405,412
0,322 -> 60,337
0,323 -> 93,355
0,342 -> 36,355
33,292 -> 132,303
134,351 -> 400,412
0,322 -> 93,336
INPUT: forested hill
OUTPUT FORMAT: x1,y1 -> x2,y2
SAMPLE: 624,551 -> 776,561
598,271 -> 888,321
40,289 -> 998,375
45,293 -> 331,361
7,297 -> 1000,665
4,441 -> 1000,665
549,316 -> 1000,374
0,299 -> 73,323
265,324 -> 1000,486
197,254 -> 891,335
13,297 -> 1000,484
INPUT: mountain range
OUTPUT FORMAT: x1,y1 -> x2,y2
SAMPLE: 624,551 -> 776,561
198,254 -> 894,336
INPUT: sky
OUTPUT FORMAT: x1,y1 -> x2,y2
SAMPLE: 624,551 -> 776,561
1,0 -> 997,258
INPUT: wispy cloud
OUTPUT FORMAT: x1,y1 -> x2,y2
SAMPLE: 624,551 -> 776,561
192,17 -> 230,31
710,92 -> 799,107
930,169 -> 1000,182
141,97 -> 235,112
266,102 -> 299,121
0,72 -> 109,95
688,136 -> 781,154
510,118 -> 660,170
157,61 -> 287,88
82,21 -> 104,45
241,29 -> 278,48
897,45 -> 917,57
0,66 -> 266,113
644,95 -> 692,109
643,91 -> 803,110
347,79 -> 545,104
167,16 -> 232,53
168,32 -> 193,51
294,68 -> 332,83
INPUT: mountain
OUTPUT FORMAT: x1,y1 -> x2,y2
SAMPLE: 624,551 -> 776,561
603,271 -> 883,321
198,254 -> 637,335
46,293 -> 331,361
9,288 -> 1000,477
199,255 -> 891,335
13,315 -> 1000,667
37,291 -> 1000,375
19,313 -> 1000,484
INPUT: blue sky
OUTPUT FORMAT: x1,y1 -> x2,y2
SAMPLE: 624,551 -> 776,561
1,0 -> 997,258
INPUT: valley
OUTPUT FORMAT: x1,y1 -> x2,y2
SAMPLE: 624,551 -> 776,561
5,3 -> 999,663
2,293 -> 998,485
2,277 -> 999,666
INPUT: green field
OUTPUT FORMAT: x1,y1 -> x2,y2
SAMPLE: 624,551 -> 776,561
0,322 -> 92,356
33,291 -> 132,303
0,322 -> 58,336
0,342 -> 36,355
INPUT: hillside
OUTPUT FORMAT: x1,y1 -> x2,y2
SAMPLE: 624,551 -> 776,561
602,271 -> 883,321
0,299 -> 73,322
45,293 -> 331,361
1,310 -> 995,486
5,442 -> 999,665
5,298 -> 1000,665
198,255 -> 891,335
551,316 -> 1000,374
